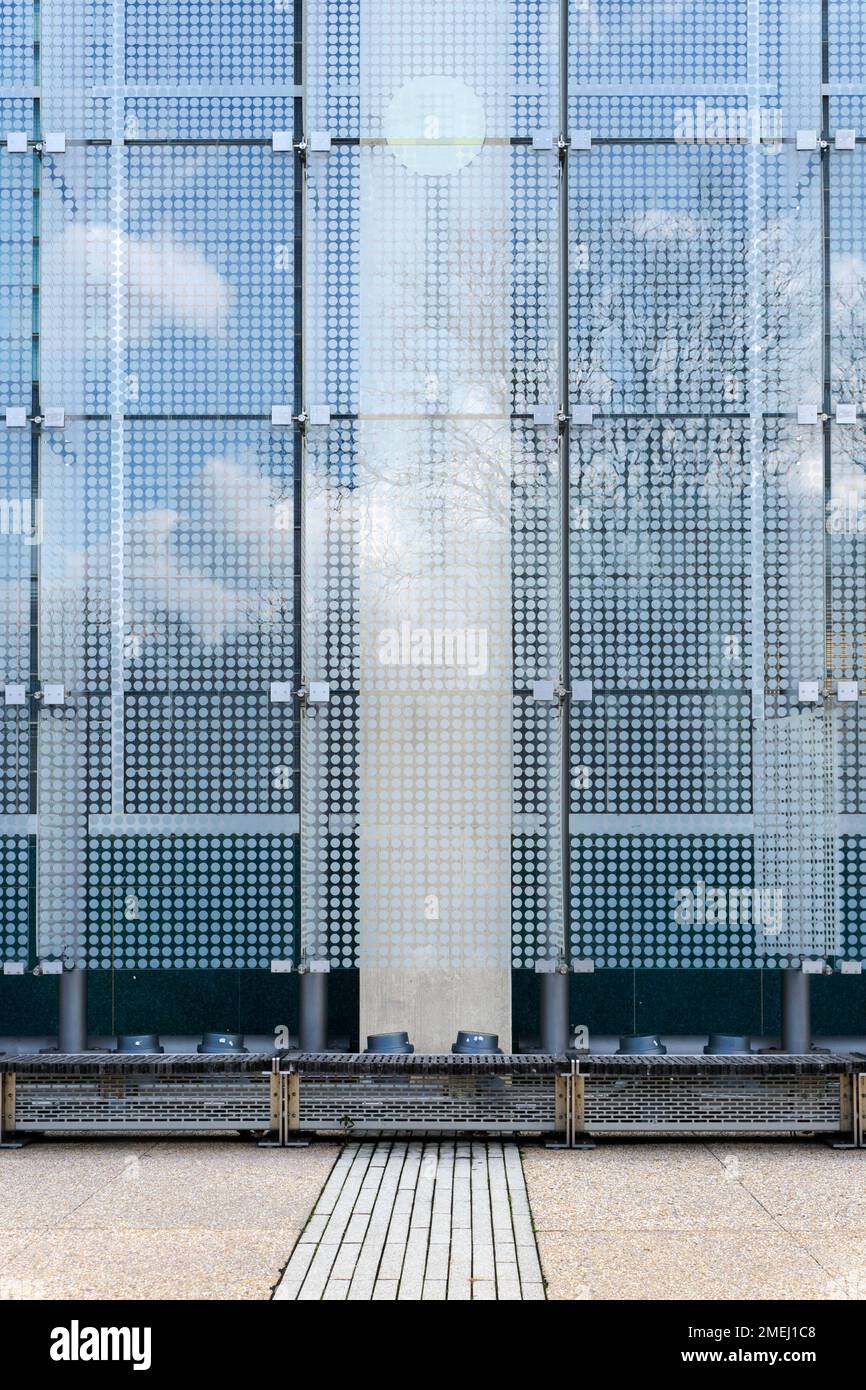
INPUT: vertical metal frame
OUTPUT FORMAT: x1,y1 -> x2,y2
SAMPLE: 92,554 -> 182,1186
0,1074 -> 16,1145
558,0 -> 571,963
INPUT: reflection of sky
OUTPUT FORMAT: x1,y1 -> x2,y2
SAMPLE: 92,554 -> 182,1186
12,425 -> 295,690
39,146 -> 293,416
570,0 -> 747,83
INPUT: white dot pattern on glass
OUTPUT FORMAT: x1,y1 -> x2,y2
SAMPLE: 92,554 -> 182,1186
569,144 -> 749,417
0,99 -> 32,408
2,0 -> 864,977
86,835 -> 295,969
569,0 -> 747,87
570,835 -> 758,968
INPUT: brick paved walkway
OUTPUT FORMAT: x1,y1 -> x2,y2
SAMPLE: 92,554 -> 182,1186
272,1140 -> 545,1301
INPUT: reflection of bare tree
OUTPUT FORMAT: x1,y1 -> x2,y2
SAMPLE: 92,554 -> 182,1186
353,194 -> 550,641
573,162 -> 824,414
568,154 -> 834,697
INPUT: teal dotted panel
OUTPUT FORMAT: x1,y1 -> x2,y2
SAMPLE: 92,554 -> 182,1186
86,834 -> 295,968
0,837 -> 29,964
570,835 -> 765,968
0,3 -> 31,86
840,838 -> 866,962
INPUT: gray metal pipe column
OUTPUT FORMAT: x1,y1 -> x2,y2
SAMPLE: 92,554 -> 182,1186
781,968 -> 811,1054
58,967 -> 88,1053
299,962 -> 329,1052
537,962 -> 570,1054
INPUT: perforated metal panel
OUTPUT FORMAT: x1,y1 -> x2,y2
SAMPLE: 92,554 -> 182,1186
754,712 -> 841,960
14,1072 -> 272,1131
297,1072 -> 558,1133
582,1074 -> 842,1134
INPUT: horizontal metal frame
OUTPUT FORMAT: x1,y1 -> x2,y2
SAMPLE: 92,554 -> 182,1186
87,813 -> 299,835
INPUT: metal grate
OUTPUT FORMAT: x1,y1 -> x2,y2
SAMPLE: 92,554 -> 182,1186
297,1073 -> 558,1134
583,1074 -> 842,1133
14,1073 -> 272,1131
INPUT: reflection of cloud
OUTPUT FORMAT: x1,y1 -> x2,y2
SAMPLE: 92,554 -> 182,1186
126,455 -> 289,650
43,223 -> 231,341
1,457 -> 291,662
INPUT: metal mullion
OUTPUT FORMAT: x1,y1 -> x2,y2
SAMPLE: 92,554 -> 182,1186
821,0 -> 832,683
28,4 -> 40,966
558,0 -> 570,961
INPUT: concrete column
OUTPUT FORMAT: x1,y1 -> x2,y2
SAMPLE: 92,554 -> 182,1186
58,966 -> 87,1053
538,963 -> 570,1055
299,963 -> 329,1052
781,967 -> 811,1053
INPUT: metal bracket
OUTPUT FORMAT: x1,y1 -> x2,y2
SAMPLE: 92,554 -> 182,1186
797,680 -> 823,705
297,681 -> 331,708
801,958 -> 831,975
291,132 -> 332,160
36,684 -> 66,706
531,679 -> 557,702
298,958 -> 330,974
269,681 -> 294,703
34,960 -> 63,976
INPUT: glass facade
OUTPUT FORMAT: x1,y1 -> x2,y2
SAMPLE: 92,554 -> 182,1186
1,1 -> 865,1045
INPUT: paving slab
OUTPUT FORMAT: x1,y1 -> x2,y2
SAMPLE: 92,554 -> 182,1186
523,1141 -> 866,1301
0,1138 -> 335,1300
